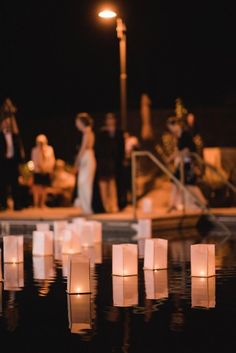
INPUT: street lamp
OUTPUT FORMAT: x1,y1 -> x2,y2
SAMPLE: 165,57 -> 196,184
98,9 -> 127,131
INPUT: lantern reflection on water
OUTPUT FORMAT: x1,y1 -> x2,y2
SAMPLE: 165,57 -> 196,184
67,255 -> 91,294
191,244 -> 215,277
144,238 -> 168,270
67,294 -> 92,334
191,276 -> 216,308
4,262 -> 24,291
112,244 -> 138,276
33,256 -> 55,281
144,269 -> 168,300
3,236 -> 24,263
32,231 -> 53,256
112,275 -> 138,307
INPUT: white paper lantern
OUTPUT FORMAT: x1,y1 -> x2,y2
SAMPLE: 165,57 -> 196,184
54,239 -> 63,261
142,198 -> 153,213
82,243 -> 102,267
33,256 -> 55,281
62,254 -> 70,277
79,222 -> 94,247
144,238 -> 168,270
62,229 -> 81,254
32,231 -> 53,256
191,244 -> 215,277
132,219 -> 152,239
144,269 -> 168,300
67,294 -> 92,334
53,221 -> 68,240
88,221 -> 102,243
112,275 -> 138,307
67,255 -> 91,294
112,244 -> 138,276
36,223 -> 50,231
191,276 -> 216,308
138,239 -> 145,259
3,236 -> 24,263
4,263 -> 24,291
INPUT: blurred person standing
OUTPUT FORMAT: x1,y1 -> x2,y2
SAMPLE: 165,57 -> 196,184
31,134 -> 55,208
74,113 -> 96,215
0,116 -> 25,211
96,113 -> 125,213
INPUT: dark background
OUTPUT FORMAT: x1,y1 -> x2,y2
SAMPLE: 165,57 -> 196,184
1,0 -> 236,160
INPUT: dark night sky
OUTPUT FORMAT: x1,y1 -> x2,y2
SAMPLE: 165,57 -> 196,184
0,0 -> 235,117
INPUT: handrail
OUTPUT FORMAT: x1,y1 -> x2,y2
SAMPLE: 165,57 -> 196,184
190,152 -> 236,194
131,150 -> 231,237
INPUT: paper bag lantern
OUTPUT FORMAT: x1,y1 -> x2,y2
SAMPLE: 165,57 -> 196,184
113,275 -> 138,307
88,221 -> 102,243
54,239 -> 63,261
144,238 -> 168,270
62,254 -> 70,277
132,219 -> 152,238
82,243 -> 102,267
62,229 -> 81,254
191,244 -> 215,277
191,276 -> 215,308
4,263 -> 24,291
142,198 -> 153,213
144,269 -> 168,300
36,223 -> 50,231
112,244 -> 138,276
33,256 -> 55,281
53,221 -> 68,240
67,294 -> 92,334
3,236 -> 24,263
67,255 -> 91,294
79,222 -> 94,248
33,231 -> 53,256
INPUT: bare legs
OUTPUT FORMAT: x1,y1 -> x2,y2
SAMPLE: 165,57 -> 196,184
32,185 -> 48,208
99,178 -> 119,213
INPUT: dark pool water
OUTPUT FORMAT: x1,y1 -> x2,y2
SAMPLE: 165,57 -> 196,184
1,226 -> 236,353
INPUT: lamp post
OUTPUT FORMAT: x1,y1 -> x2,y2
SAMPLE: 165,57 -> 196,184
98,10 -> 127,131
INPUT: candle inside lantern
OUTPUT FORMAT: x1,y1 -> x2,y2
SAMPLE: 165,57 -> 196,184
33,231 -> 53,256
191,244 -> 215,277
112,275 -> 138,307
67,293 -> 92,334
191,276 -> 216,308
112,244 -> 138,276
144,269 -> 168,300
144,238 -> 168,270
3,236 -> 24,263
67,255 -> 91,294
4,262 -> 24,291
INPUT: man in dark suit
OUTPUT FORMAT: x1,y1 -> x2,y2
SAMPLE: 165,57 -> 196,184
0,116 -> 25,211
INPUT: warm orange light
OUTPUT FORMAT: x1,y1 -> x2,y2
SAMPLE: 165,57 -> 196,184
98,9 -> 117,19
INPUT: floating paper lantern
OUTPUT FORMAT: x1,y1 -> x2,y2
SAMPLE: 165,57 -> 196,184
67,255 -> 91,294
53,221 -> 68,240
132,219 -> 152,238
54,239 -> 63,261
191,276 -> 216,308
112,244 -> 138,276
36,223 -> 50,231
79,222 -> 94,247
62,254 -> 70,277
144,238 -> 168,270
33,256 -> 55,281
3,236 -> 24,263
144,269 -> 168,300
4,263 -> 24,291
82,242 -> 102,267
88,221 -> 102,243
191,244 -> 215,277
32,231 -> 53,256
112,275 -> 138,307
62,229 -> 81,254
142,198 -> 153,213
67,294 -> 92,334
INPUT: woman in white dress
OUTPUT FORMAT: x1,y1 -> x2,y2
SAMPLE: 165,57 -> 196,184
74,113 -> 96,214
